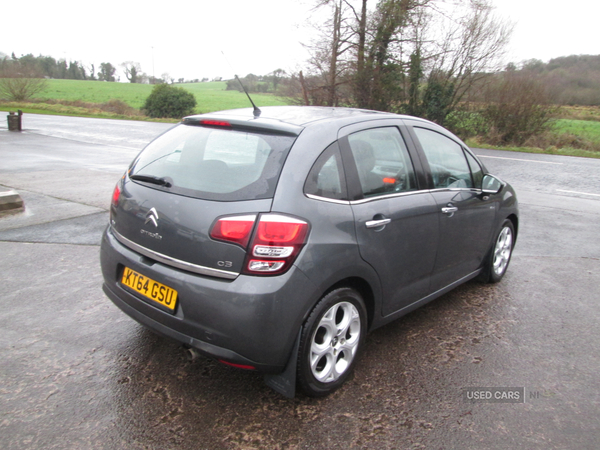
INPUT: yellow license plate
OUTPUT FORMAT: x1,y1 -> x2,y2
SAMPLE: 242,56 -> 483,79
121,267 -> 178,311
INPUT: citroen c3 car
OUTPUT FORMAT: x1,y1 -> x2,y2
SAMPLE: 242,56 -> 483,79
100,106 -> 518,397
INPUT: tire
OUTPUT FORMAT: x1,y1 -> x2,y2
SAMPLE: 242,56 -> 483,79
479,219 -> 515,283
297,287 -> 367,397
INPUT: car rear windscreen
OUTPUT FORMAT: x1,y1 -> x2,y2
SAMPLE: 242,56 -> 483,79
130,124 -> 296,201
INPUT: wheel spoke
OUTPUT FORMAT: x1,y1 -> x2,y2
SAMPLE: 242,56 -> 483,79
493,227 -> 512,275
309,301 -> 362,383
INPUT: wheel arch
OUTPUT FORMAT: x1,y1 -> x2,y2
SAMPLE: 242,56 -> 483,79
317,276 -> 376,330
507,213 -> 519,243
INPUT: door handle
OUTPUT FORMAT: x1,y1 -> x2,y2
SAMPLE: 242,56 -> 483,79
366,218 -> 391,229
441,206 -> 458,216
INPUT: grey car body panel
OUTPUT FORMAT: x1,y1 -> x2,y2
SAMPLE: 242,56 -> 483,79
100,106 -> 519,381
101,227 -> 318,371
112,180 -> 273,277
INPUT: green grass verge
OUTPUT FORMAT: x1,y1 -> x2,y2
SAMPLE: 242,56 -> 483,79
466,139 -> 600,159
550,119 -> 600,144
0,101 -> 176,122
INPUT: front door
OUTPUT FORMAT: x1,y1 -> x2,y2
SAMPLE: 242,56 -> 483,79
341,125 -> 439,316
410,125 -> 497,291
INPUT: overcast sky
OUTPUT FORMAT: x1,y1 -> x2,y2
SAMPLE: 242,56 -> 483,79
1,0 -> 598,82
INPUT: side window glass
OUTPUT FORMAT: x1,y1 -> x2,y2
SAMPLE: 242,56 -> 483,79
465,150 -> 484,189
413,127 -> 474,189
348,127 -> 417,198
304,142 -> 348,200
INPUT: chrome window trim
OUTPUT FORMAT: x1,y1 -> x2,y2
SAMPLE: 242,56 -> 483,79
305,194 -> 351,205
428,187 -> 482,194
349,189 -> 428,205
111,228 -> 239,280
307,187 -> 482,205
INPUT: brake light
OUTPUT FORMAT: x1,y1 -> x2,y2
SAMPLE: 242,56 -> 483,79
246,214 -> 309,275
200,119 -> 232,128
210,215 -> 257,248
209,213 -> 310,276
111,183 -> 121,208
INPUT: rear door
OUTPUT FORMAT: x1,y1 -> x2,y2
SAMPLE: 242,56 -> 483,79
339,122 -> 439,316
406,123 -> 497,291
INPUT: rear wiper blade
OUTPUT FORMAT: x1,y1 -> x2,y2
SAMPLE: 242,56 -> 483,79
130,174 -> 172,188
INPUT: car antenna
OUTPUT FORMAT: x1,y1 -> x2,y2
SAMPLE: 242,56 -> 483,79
221,50 -> 261,118
235,74 -> 261,119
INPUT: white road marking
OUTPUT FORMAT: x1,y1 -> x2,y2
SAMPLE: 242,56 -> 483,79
556,189 -> 600,198
477,155 -> 563,165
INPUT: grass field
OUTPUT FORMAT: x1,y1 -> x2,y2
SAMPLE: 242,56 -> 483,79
178,82 -> 290,113
551,118 -> 600,144
25,79 -> 290,113
33,79 -> 153,109
465,115 -> 600,159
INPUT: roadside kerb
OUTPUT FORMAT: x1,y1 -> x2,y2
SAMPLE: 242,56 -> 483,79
0,187 -> 24,212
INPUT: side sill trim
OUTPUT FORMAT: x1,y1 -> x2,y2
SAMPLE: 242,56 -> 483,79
111,227 -> 239,280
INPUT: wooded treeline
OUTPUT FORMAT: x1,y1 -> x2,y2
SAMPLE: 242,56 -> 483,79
0,52 -> 117,81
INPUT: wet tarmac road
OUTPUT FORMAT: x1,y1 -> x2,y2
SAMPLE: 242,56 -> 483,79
1,114 -> 599,449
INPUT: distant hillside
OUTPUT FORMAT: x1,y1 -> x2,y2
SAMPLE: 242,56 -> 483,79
518,55 -> 600,105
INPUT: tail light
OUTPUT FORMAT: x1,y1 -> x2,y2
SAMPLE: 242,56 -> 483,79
111,175 -> 124,209
210,215 -> 257,248
111,184 -> 121,208
210,213 -> 310,276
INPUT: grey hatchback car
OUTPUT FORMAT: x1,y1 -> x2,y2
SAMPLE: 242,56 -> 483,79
100,106 -> 518,397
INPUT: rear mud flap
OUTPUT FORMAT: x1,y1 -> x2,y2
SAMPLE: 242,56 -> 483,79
264,331 -> 301,398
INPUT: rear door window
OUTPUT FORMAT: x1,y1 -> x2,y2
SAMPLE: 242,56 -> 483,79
130,124 -> 296,201
347,127 -> 417,198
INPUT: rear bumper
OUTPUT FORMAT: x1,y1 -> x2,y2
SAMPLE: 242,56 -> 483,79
102,281 -> 279,371
100,226 -> 318,373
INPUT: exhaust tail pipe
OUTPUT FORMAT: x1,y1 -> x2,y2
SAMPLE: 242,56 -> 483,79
183,346 -> 202,361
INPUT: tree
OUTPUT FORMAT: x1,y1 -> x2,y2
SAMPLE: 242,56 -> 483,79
421,70 -> 454,124
296,0 -> 512,117
406,49 -> 423,116
57,59 -> 68,79
416,0 -> 513,121
122,62 -> 141,83
298,0 -> 425,108
301,0 -> 356,106
67,61 -> 86,80
269,69 -> 286,91
482,69 -> 555,145
361,0 -> 419,111
0,61 -> 47,101
98,62 -> 116,82
142,83 -> 197,118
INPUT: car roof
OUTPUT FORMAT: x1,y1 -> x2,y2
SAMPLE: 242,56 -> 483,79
183,106 -> 413,136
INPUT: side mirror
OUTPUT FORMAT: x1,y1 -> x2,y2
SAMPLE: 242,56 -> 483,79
481,174 -> 504,195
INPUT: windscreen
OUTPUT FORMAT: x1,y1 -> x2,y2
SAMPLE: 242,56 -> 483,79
130,124 -> 296,201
